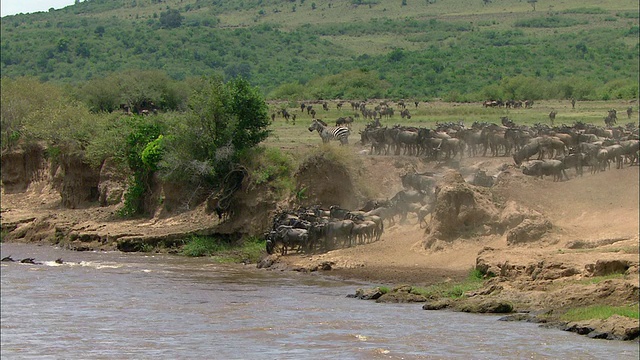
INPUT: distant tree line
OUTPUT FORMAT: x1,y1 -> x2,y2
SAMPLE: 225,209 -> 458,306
1,2 -> 637,100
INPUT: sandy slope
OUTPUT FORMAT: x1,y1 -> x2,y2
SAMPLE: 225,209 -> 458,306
275,155 -> 639,287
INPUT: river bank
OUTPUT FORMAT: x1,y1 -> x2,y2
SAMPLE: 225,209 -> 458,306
1,151 -> 638,342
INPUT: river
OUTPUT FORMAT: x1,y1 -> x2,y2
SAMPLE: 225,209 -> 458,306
1,243 -> 638,359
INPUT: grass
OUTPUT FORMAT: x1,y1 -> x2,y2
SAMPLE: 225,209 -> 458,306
547,273 -> 632,291
576,273 -> 628,285
560,304 -> 639,321
211,236 -> 266,264
409,268 -> 485,299
181,235 -> 266,264
181,235 -> 232,257
264,99 -> 637,151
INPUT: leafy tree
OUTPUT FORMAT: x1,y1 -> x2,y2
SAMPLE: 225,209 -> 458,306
160,9 -> 183,29
1,77 -> 91,151
77,70 -> 188,113
78,75 -> 122,113
161,76 -> 271,186
119,116 -> 166,217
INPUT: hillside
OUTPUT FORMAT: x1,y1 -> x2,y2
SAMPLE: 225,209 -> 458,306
1,0 -> 638,99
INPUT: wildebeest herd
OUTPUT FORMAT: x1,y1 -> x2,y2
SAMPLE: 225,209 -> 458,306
265,171 -> 438,256
358,114 -> 639,182
293,99 -> 638,182
265,204 -> 385,256
268,102 -> 639,255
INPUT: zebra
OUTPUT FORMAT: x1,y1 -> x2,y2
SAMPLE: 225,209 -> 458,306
308,119 -> 350,145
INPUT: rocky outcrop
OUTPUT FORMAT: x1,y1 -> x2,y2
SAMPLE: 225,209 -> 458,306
563,315 -> 640,341
422,171 -> 552,251
1,143 -> 48,193
294,152 -> 363,210
57,154 -> 101,209
376,285 -> 428,303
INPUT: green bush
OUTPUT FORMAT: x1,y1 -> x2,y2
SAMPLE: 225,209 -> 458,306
181,235 -> 266,263
181,235 -> 229,257
240,146 -> 295,196
160,76 -> 270,190
118,116 -> 166,217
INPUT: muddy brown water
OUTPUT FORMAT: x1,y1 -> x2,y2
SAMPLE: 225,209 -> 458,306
1,243 -> 638,359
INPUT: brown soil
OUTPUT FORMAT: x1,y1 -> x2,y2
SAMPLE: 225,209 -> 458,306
1,146 -> 639,340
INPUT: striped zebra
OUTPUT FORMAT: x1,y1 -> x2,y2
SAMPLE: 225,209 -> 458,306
308,119 -> 350,145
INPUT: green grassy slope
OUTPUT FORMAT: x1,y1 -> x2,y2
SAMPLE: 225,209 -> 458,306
1,0 -> 638,100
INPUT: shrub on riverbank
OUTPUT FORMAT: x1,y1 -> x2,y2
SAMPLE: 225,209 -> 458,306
181,235 -> 266,264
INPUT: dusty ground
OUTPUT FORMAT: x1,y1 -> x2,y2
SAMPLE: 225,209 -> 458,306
272,152 -> 638,281
1,148 -> 639,340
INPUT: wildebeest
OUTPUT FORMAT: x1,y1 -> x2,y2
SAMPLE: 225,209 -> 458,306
267,226 -> 310,255
325,220 -> 355,248
401,170 -> 436,192
522,159 -> 568,181
604,109 -> 617,126
549,110 -> 557,126
620,139 -> 639,165
335,116 -> 354,127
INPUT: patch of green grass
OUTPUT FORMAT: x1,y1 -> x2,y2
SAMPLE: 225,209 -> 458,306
181,235 -> 231,257
410,268 -> 485,299
139,243 -> 156,253
181,235 -> 267,263
560,304 -> 639,322
576,273 -> 627,285
378,286 -> 390,294
562,7 -> 608,15
514,16 -> 588,28
214,236 -> 267,264
548,273 -> 628,291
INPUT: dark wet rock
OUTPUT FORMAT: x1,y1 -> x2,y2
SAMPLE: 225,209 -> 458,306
351,287 -> 384,300
314,261 -> 334,271
587,331 -> 609,340
256,254 -> 278,269
1,255 -> 16,262
563,322 -> 595,335
377,292 -> 427,303
422,299 -> 453,310
564,315 -> 640,341
375,285 -> 427,303
498,313 -> 537,322
20,258 -> 39,264
55,258 -> 64,264
459,299 -> 513,314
